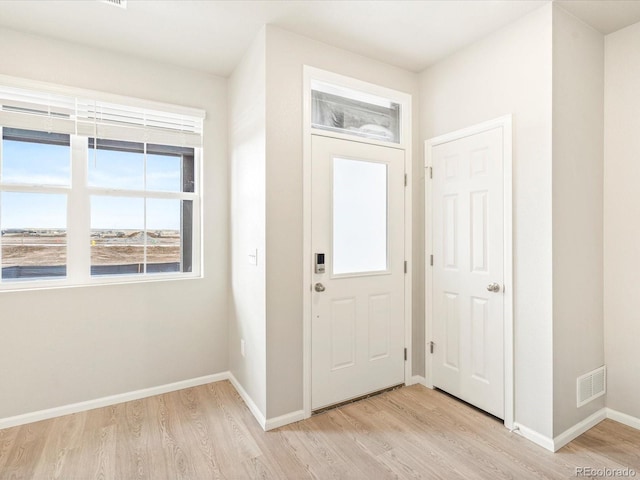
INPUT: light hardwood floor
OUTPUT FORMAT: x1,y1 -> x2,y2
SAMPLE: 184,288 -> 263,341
1,381 -> 638,479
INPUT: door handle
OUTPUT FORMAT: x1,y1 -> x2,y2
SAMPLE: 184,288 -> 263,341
487,282 -> 501,293
314,283 -> 326,293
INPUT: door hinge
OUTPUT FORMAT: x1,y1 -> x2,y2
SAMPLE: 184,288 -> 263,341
429,166 -> 433,179
429,341 -> 435,354
430,254 -> 433,266
404,348 -> 407,361
404,260 -> 407,273
404,173 -> 407,186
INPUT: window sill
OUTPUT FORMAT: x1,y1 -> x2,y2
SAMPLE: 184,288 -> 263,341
0,271 -> 203,293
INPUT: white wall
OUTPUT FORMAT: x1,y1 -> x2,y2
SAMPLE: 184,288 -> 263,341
0,28 -> 228,419
604,20 -> 640,421
2,6 -> 628,440
263,25 -> 421,419
551,6 -> 605,436
420,5 -> 554,437
228,29 -> 267,416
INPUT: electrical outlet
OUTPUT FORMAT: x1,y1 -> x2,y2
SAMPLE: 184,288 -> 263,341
240,338 -> 245,357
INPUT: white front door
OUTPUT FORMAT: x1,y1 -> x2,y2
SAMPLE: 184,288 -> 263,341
311,135 -> 405,410
431,126 -> 505,419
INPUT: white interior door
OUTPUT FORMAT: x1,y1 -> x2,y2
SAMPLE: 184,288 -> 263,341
311,135 -> 405,410
431,126 -> 505,419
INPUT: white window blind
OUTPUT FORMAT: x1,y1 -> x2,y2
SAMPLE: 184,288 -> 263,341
0,83 -> 204,148
0,85 -> 76,135
76,99 -> 203,148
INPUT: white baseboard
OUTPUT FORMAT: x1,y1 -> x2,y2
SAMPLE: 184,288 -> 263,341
0,369 -> 307,434
607,408 -> 640,430
265,409 -> 306,431
515,409 -> 608,453
227,372 -> 267,430
553,408 -> 606,451
406,375 -> 427,386
512,423 -> 555,452
0,372 -> 230,430
226,374 -> 307,431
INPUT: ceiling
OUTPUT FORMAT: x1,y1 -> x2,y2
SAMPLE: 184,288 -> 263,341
557,0 -> 640,34
0,1 -> 639,78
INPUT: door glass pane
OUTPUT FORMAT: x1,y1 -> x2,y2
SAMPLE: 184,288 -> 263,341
333,157 -> 387,275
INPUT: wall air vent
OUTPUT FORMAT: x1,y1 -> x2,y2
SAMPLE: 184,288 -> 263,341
577,365 -> 606,407
100,0 -> 127,8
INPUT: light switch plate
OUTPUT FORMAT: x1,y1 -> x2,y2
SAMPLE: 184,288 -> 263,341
248,249 -> 258,266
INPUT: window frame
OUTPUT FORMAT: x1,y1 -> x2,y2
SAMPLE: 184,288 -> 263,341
82,136 -> 202,283
86,138 -> 198,277
0,129 -> 72,285
311,83 -> 402,144
0,128 -> 203,292
308,73 -> 410,150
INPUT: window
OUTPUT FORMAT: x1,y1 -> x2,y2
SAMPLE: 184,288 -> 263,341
1,129 -> 70,280
0,80 -> 204,288
88,139 -> 195,276
311,80 -> 401,143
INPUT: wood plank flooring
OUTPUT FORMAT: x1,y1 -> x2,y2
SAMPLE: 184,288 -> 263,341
1,381 -> 638,479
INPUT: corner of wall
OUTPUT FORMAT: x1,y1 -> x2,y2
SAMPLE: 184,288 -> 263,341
0,25 -> 229,420
603,17 -> 640,423
551,3 -> 605,437
228,27 -> 268,417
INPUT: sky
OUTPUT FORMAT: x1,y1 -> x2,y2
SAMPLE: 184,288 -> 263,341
1,139 -> 183,230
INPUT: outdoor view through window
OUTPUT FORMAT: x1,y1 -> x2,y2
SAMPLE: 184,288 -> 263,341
1,129 -> 70,279
0,128 -> 195,282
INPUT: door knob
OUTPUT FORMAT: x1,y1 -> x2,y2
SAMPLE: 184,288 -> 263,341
487,282 -> 501,293
314,283 -> 326,292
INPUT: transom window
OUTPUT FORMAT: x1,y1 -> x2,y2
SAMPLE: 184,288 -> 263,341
0,80 -> 204,289
311,80 -> 401,144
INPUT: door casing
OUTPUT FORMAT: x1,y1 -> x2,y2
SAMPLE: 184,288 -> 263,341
302,65 -> 413,419
425,115 -> 514,430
